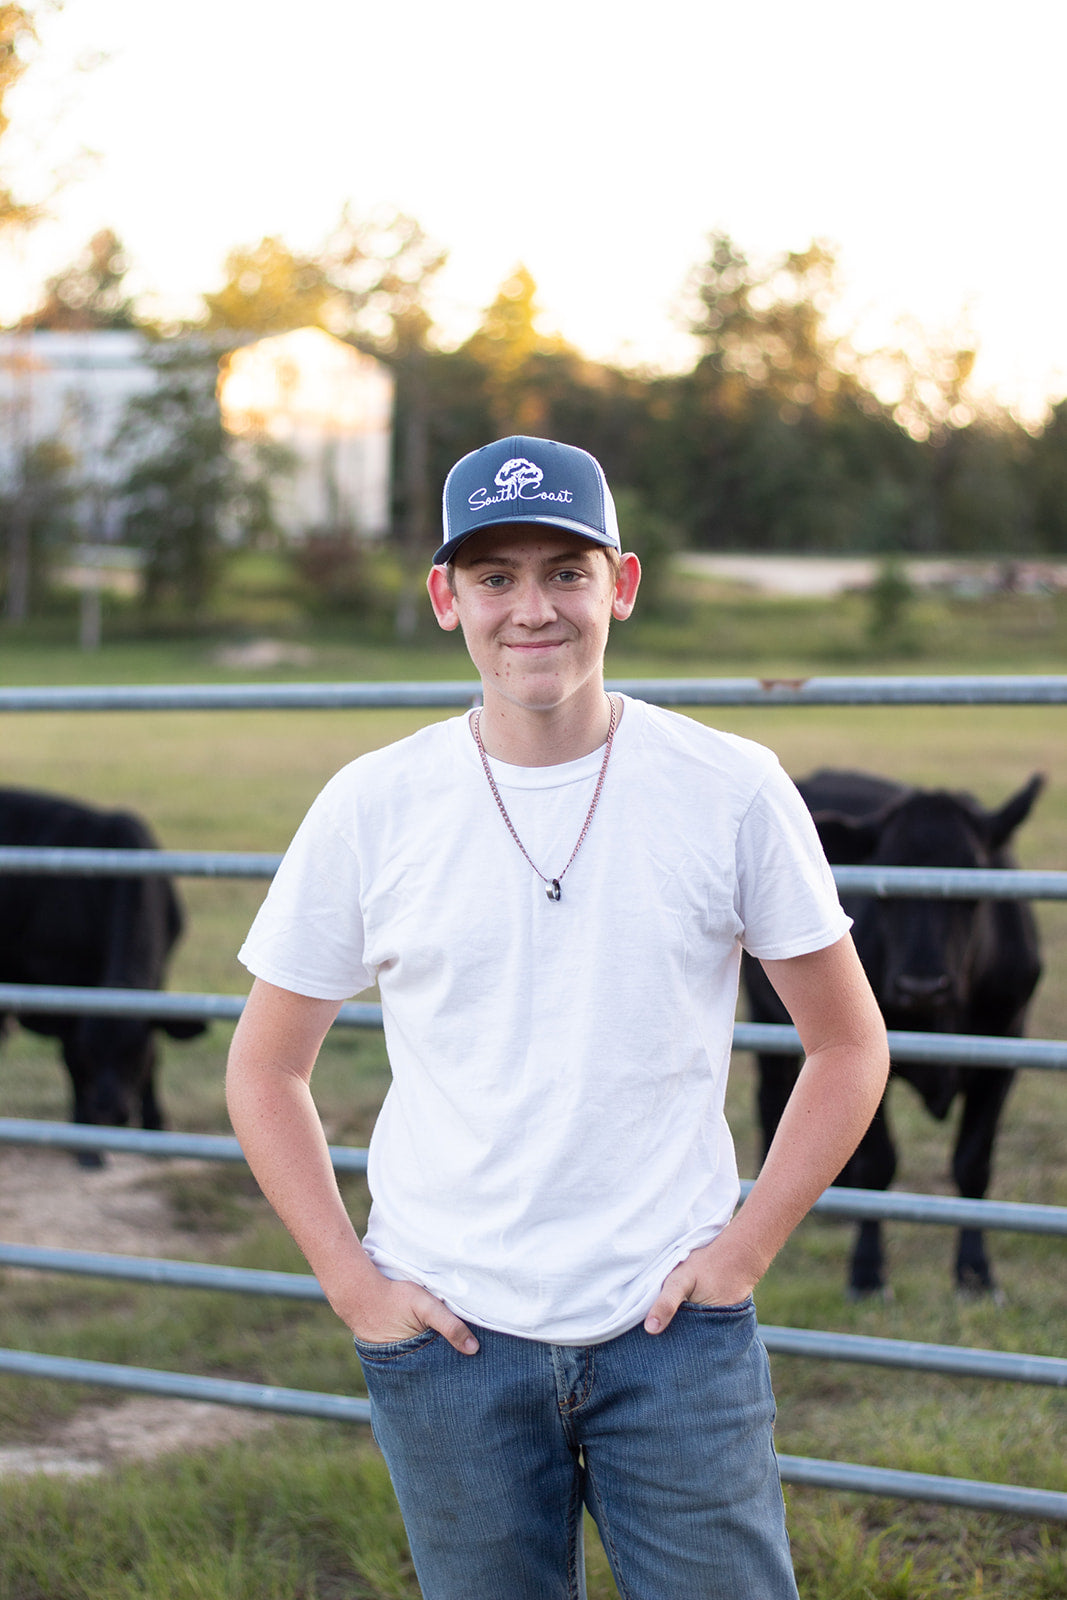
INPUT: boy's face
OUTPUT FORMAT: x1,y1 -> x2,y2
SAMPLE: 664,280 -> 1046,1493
427,524 -> 640,720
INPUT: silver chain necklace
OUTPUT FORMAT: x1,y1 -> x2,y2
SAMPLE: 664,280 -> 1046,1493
471,695 -> 619,902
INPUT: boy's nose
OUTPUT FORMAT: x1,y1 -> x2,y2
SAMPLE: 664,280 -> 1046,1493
511,581 -> 557,626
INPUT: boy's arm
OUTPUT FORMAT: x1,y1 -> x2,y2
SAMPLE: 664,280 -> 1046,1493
645,933 -> 889,1331
226,977 -> 478,1353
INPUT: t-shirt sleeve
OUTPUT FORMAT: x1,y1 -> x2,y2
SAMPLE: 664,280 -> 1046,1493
238,777 -> 376,1000
735,760 -> 852,960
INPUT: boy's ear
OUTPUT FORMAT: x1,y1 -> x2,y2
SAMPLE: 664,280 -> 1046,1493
427,565 -> 461,631
612,553 -> 642,621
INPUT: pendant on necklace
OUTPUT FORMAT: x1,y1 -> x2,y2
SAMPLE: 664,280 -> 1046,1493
471,695 -> 618,908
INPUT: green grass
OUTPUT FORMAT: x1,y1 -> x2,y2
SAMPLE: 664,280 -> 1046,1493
0,574 -> 1065,1597
3,549 -> 1066,682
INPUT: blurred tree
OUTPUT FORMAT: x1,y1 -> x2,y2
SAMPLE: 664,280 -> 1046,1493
22,226 -> 138,329
460,264 -> 578,435
202,236 -> 336,336
851,319 -> 987,553
202,210 -> 450,635
1027,400 -> 1067,552
439,265 -> 659,546
114,341 -> 238,613
683,233 -> 848,417
0,3 -> 42,232
0,435 -> 75,619
865,553 -> 916,652
936,410 -> 1033,553
203,210 -> 448,353
610,487 -> 679,616
322,209 -> 449,636
225,434 -> 297,552
671,230 -> 942,553
320,207 -> 447,354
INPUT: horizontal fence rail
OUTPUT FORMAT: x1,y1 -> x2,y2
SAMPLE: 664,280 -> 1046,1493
0,1344 -> 1061,1519
3,1240 -> 1065,1389
737,1021 -> 1067,1072
0,847 -> 283,879
1,984 -> 1063,1072
0,1118 -> 368,1171
2,846 -> 1066,902
2,674 -> 1067,714
2,1121 -> 1064,1238
774,1456 -> 1067,1521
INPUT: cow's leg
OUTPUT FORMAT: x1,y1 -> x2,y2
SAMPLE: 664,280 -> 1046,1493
63,1040 -> 107,1169
140,1039 -> 164,1130
755,1055 -> 800,1163
838,1096 -> 897,1297
952,1067 -> 1015,1295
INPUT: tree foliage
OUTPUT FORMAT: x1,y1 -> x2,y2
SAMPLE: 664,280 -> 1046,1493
23,227 -> 138,329
685,233 -> 850,417
0,2 -> 41,231
11,209 -> 1067,632
202,236 -> 336,337
201,209 -> 447,356
0,435 -> 75,619
114,342 -> 237,613
1029,400 -> 1067,552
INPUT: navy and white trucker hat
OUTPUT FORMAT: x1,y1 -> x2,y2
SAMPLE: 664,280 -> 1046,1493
434,436 -> 620,566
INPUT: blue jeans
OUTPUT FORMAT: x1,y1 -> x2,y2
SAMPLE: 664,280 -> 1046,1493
354,1299 -> 799,1599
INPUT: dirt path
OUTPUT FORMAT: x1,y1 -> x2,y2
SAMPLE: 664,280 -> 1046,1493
0,1147 -> 273,1478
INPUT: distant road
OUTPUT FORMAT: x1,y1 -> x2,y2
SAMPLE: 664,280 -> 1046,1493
676,553 -> 1067,598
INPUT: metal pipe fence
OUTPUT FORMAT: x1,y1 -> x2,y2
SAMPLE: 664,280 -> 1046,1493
4,844 -> 1067,904
1,984 -> 1064,1073
2,674 -> 1064,1521
4,1236 -> 1067,1392
3,1119 -> 1066,1238
2,673 -> 1067,712
9,1344 -> 1066,1521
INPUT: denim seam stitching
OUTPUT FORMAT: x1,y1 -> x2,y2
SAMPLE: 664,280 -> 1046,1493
582,1458 -> 636,1600
557,1345 -> 595,1417
352,1332 -> 437,1363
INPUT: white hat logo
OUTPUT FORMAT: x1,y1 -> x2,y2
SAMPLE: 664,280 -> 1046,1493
495,458 -> 543,498
467,456 -> 574,514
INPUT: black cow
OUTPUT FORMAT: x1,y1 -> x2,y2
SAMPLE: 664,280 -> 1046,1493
743,769 -> 1044,1297
0,787 -> 206,1150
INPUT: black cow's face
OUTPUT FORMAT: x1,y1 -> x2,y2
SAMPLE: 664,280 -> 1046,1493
866,795 -> 989,1030
813,773 -> 1044,1036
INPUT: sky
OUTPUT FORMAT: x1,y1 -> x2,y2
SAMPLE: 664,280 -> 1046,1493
2,0 -> 1066,425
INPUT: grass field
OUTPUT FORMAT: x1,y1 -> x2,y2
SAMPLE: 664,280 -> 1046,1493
0,571 -> 1065,1598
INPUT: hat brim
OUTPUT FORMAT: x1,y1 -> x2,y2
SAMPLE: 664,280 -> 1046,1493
432,516 -> 620,567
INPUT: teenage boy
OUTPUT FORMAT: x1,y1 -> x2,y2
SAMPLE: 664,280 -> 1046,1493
227,435 -> 889,1600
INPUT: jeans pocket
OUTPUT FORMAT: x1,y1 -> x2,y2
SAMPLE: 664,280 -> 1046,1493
352,1327 -> 440,1364
680,1295 -> 755,1316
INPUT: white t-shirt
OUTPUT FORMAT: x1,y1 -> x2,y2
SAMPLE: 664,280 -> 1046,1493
239,696 -> 850,1344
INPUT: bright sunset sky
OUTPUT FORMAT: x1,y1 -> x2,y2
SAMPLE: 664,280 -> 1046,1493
3,0 -> 1065,424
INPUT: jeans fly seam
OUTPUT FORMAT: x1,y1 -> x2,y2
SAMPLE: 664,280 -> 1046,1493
559,1344 -> 595,1417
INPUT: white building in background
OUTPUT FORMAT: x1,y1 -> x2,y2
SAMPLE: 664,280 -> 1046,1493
0,330 -> 156,539
218,326 -> 395,539
0,325 -> 395,543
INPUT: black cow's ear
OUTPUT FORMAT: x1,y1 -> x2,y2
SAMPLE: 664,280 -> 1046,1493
809,810 -> 882,863
986,773 -> 1045,850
